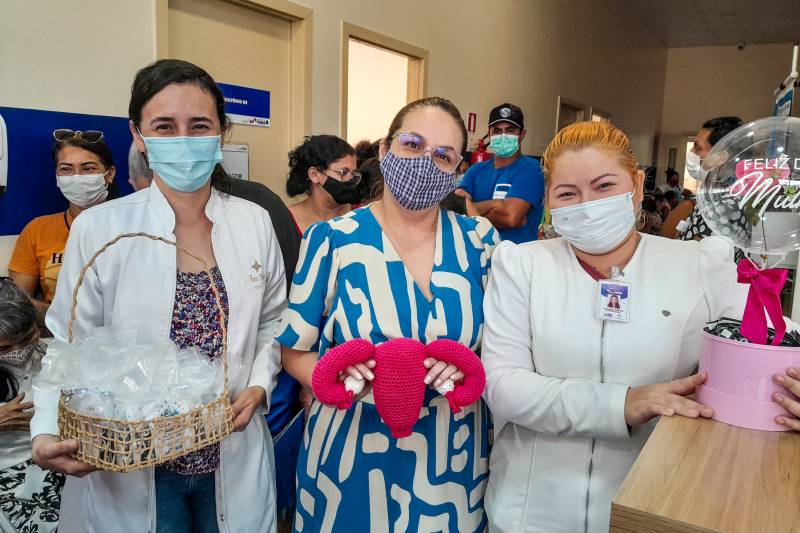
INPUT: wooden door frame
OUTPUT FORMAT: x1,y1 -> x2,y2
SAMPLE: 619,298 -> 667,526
154,0 -> 312,143
555,95 -> 588,134
340,22 -> 429,140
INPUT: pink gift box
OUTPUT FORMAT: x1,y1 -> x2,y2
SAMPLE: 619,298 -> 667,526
697,331 -> 800,431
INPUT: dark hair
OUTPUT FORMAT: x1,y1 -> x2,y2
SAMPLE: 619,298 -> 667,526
663,190 -> 678,202
286,135 -> 355,197
665,168 -> 679,179
129,59 -> 231,193
357,157 -> 384,202
52,137 -> 119,200
641,196 -> 657,213
354,140 -> 380,167
702,116 -> 743,147
0,279 -> 38,401
387,97 -> 468,153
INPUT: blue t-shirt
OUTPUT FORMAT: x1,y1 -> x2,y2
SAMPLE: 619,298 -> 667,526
459,155 -> 545,243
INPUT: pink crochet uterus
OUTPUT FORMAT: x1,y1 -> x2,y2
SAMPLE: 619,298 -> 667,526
311,338 -> 486,439
371,338 -> 429,438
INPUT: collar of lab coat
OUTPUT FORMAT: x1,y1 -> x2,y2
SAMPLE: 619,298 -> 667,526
147,179 -> 222,235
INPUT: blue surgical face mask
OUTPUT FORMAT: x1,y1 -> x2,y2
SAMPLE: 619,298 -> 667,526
140,133 -> 222,193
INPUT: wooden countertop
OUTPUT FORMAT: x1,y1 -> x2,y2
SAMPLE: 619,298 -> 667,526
611,415 -> 800,533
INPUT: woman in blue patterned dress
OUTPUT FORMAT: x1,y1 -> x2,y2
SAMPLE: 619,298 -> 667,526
277,97 -> 498,533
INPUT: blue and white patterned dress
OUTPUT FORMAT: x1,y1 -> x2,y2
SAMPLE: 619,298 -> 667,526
276,206 -> 498,533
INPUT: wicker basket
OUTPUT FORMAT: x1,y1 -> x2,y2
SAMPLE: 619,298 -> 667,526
58,232 -> 234,473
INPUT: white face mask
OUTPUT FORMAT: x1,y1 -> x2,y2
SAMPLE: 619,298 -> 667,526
56,172 -> 109,207
551,192 -> 636,255
685,150 -> 707,181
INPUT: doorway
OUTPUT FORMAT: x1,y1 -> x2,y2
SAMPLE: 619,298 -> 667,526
341,23 -> 428,146
162,0 -> 310,198
556,96 -> 587,134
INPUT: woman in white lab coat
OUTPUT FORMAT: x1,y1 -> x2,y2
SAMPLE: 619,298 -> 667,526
29,59 -> 286,533
482,121 -> 749,533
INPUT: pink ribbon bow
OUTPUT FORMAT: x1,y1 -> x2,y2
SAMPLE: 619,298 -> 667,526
737,259 -> 788,346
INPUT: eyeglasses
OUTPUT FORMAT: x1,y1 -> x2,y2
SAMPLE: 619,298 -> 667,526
390,132 -> 463,173
53,129 -> 105,143
319,167 -> 362,184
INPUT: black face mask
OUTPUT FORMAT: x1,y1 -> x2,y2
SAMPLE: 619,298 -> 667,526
321,172 -> 361,205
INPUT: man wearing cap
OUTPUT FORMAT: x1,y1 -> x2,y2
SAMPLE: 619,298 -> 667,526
457,103 -> 545,243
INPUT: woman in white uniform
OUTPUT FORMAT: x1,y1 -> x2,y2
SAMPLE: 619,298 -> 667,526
29,59 -> 286,533
482,122 -> 749,532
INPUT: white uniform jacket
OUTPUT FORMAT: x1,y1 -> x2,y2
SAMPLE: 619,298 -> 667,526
31,183 -> 286,533
483,234 -> 748,532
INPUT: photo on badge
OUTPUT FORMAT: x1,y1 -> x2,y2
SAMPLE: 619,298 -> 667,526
597,280 -> 630,322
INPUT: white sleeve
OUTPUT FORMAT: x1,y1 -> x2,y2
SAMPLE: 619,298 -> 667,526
247,211 -> 288,410
32,215 -> 104,438
482,242 -> 630,439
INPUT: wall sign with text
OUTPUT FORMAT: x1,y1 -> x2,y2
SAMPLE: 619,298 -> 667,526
218,83 -> 271,127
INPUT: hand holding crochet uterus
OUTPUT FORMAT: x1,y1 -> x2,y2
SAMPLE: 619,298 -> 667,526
311,338 -> 486,438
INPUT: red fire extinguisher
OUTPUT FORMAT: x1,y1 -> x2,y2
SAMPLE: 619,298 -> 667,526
470,135 -> 492,164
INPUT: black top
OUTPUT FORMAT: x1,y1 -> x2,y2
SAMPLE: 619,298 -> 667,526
228,179 -> 300,292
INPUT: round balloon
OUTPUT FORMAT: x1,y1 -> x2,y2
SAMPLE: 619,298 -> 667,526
696,116 -> 800,256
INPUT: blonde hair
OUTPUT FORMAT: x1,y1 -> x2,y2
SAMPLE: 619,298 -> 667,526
542,122 -> 639,188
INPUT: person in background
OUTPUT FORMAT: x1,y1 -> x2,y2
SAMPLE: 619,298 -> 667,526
657,168 -> 683,196
654,190 -> 671,221
458,103 -> 545,243
31,58 -> 285,533
286,135 -> 359,235
279,96 -> 498,532
8,131 -> 116,321
482,121 -> 753,532
637,196 -> 662,235
127,141 -> 153,191
661,195 -> 697,239
354,139 -> 380,167
357,156 -> 384,205
0,278 -> 64,533
663,189 -> 679,210
681,116 -> 744,241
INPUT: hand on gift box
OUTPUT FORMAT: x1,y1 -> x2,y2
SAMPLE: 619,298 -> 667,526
773,367 -> 800,430
624,373 -> 715,428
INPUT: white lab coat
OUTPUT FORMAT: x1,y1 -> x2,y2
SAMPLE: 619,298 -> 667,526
31,182 -> 286,533
483,234 -> 747,533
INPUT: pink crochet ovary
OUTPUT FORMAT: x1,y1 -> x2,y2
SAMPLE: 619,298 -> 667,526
311,339 -> 375,409
311,337 -> 487,438
425,339 -> 486,414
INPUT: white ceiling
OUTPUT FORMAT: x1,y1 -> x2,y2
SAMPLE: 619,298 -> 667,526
624,0 -> 800,48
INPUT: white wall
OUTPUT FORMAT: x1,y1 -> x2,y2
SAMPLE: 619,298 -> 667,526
0,0 -> 668,273
295,0 -> 667,162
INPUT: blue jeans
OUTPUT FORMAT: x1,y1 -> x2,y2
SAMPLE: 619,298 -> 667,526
155,468 -> 218,533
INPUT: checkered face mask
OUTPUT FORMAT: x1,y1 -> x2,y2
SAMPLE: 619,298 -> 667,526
379,150 -> 457,211
0,342 -> 41,368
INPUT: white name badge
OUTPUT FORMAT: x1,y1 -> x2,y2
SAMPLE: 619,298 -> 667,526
596,279 -> 631,322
